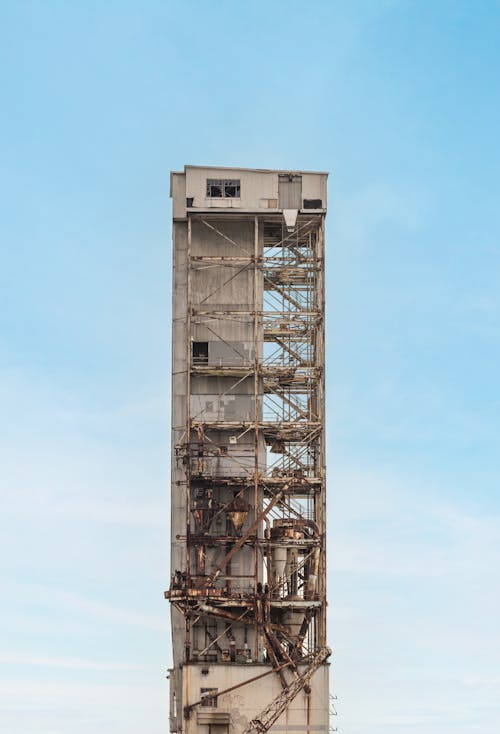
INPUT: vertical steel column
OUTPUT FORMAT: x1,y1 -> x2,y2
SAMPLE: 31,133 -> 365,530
317,219 -> 327,645
185,214 -> 192,659
253,215 -> 260,662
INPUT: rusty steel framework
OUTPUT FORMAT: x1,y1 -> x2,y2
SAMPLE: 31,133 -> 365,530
243,645 -> 332,734
167,168 -> 329,734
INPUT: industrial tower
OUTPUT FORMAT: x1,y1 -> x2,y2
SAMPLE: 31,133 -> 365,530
166,166 -> 330,734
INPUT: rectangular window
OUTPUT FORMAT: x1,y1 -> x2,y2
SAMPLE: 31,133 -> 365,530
206,179 -> 240,198
303,198 -> 322,209
193,341 -> 209,365
201,688 -> 218,707
223,180 -> 240,197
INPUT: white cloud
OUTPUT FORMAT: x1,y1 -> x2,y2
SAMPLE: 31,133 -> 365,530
0,652 -> 143,671
0,678 -> 168,734
5,582 -> 166,632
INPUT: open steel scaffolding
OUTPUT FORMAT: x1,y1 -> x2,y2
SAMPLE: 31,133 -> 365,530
167,171 -> 329,732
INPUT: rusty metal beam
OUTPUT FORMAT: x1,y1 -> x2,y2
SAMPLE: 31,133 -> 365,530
184,661 -> 293,718
198,490 -> 284,589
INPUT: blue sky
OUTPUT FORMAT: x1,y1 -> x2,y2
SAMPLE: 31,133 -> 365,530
1,1 -> 499,732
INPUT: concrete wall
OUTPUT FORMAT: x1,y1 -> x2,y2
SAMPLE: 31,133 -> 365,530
182,663 -> 330,734
171,217 -> 189,725
171,167 -> 327,217
170,207 -> 268,729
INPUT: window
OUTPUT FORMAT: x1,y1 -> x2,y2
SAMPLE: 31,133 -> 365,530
206,179 -> 240,198
200,688 -> 218,707
193,341 -> 209,365
303,198 -> 322,209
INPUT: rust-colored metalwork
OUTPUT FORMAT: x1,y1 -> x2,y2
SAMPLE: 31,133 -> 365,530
168,172 -> 328,732
243,646 -> 332,734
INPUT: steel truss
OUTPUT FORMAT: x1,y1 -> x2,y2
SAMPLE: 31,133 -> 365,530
166,212 -> 326,685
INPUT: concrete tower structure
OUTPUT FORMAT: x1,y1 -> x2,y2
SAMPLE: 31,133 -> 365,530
166,166 -> 330,734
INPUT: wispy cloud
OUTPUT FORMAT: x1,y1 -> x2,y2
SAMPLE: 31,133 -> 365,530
330,465 -> 500,577
0,652 -> 143,671
9,583 -> 166,632
0,678 -> 167,734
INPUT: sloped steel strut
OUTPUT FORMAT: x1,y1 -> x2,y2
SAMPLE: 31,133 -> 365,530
243,646 -> 332,734
197,490 -> 285,589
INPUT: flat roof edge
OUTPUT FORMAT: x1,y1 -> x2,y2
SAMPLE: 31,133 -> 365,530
181,165 -> 329,176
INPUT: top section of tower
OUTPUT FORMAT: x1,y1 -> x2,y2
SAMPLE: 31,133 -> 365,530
170,165 -> 328,219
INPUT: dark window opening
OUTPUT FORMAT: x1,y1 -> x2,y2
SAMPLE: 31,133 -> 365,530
207,180 -> 223,197
193,341 -> 209,365
303,198 -> 322,209
206,179 -> 240,198
201,688 -> 218,707
224,180 -> 240,197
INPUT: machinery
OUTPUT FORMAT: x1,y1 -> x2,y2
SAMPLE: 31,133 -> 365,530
167,166 -> 329,733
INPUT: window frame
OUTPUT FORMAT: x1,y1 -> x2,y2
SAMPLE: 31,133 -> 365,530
192,341 -> 209,365
200,687 -> 218,708
206,179 -> 241,199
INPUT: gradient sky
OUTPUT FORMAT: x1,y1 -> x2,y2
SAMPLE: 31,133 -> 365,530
1,1 -> 500,733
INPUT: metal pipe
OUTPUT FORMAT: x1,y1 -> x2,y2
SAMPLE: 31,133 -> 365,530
198,490 -> 284,589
